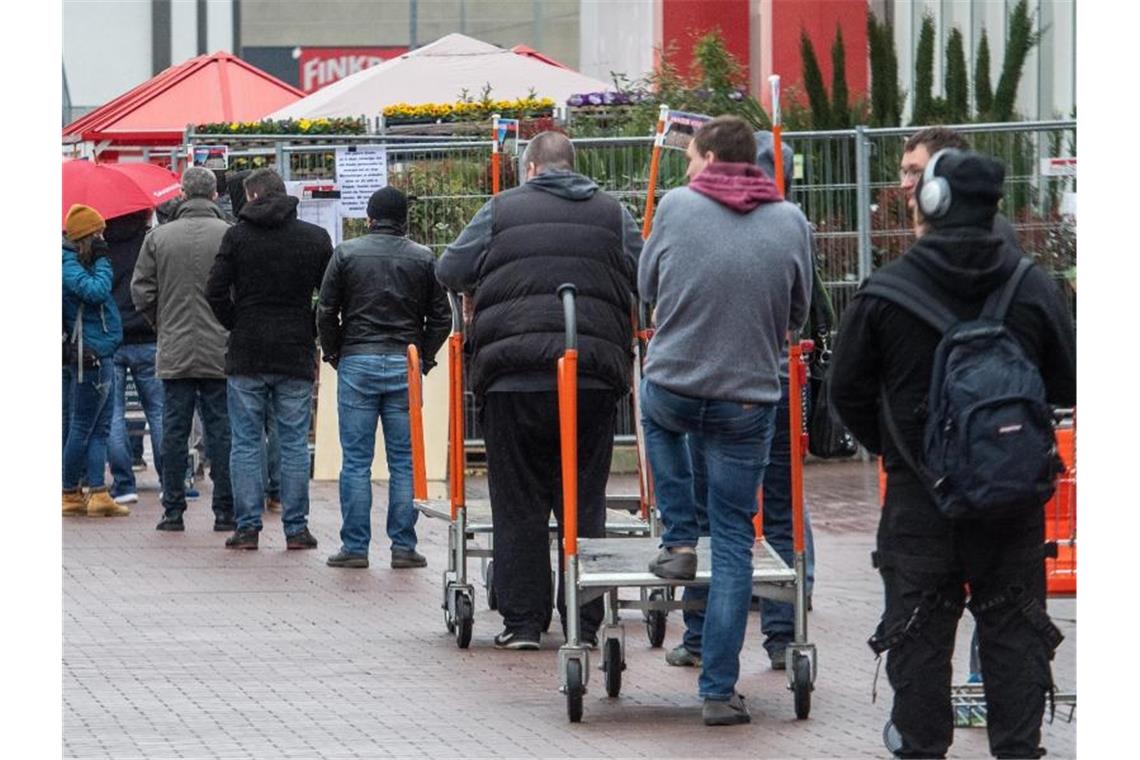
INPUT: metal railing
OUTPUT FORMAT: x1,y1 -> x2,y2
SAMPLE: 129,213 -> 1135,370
186,118 -> 1076,323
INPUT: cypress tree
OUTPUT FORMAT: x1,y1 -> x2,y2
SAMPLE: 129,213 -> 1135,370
830,25 -> 851,128
993,0 -> 1044,121
801,30 -> 832,129
944,27 -> 969,123
911,13 -> 936,125
868,14 -> 887,126
975,28 -> 994,118
885,17 -> 902,125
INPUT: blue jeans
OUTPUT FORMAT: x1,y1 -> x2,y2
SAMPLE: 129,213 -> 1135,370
336,354 -> 415,555
108,343 -> 165,497
261,415 -> 281,501
228,374 -> 313,536
62,359 -> 115,489
161,379 -> 231,517
640,378 -> 776,700
677,380 -> 817,657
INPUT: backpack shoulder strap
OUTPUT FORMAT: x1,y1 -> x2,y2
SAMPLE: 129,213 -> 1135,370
857,272 -> 957,335
983,257 -> 1035,321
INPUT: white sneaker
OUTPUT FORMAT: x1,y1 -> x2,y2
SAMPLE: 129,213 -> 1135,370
114,492 -> 139,505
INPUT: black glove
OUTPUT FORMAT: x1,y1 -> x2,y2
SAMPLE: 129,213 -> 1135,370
91,236 -> 110,258
422,358 -> 436,376
323,353 -> 339,370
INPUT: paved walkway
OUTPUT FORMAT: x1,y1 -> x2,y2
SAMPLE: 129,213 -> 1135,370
63,459 -> 1075,759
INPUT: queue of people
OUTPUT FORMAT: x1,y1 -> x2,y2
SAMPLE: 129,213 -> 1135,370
62,118 -> 1075,754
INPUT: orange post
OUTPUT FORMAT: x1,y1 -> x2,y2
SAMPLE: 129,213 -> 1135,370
641,104 -> 669,240
789,339 -> 812,554
491,114 -> 501,196
447,332 -> 466,521
559,351 -> 579,556
406,345 -> 427,501
768,75 -> 785,197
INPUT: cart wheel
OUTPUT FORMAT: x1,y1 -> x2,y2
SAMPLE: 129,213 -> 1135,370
485,561 -> 497,610
603,638 -> 624,698
792,652 -> 812,720
455,594 -> 473,649
566,659 -> 584,723
646,590 -> 667,648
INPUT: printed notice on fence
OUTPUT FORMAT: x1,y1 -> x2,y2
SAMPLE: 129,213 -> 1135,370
335,146 -> 388,218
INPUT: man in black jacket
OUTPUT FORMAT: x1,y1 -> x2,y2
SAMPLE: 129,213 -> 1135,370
206,168 -> 333,551
105,209 -> 163,505
317,187 -> 450,569
437,131 -> 643,649
829,151 -> 1075,758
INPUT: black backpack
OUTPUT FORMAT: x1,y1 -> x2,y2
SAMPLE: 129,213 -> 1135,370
859,257 -> 1062,519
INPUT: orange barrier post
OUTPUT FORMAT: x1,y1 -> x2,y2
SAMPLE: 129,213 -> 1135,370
406,345 -> 427,501
641,104 -> 669,240
1046,420 -> 1076,596
768,75 -> 785,197
491,114 -> 501,196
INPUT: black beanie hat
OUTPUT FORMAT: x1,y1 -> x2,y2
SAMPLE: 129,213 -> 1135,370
919,149 -> 1005,230
367,186 -> 408,226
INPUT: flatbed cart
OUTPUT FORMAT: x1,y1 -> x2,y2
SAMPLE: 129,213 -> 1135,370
555,284 -> 817,723
405,293 -> 656,649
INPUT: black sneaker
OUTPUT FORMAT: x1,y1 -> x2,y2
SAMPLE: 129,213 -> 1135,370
286,527 -> 318,550
493,629 -> 541,650
768,645 -> 788,671
213,514 -> 236,532
225,530 -> 259,550
648,546 -> 697,580
391,548 -> 427,568
327,550 -> 369,568
155,515 -> 185,532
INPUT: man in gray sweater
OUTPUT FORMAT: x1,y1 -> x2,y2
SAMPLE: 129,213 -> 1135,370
638,115 -> 812,725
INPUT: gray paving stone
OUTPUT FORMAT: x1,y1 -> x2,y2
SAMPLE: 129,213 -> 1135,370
64,460 -> 1075,759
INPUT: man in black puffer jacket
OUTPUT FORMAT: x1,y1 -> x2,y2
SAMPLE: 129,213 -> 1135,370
830,151 -> 1075,759
438,131 -> 643,649
206,168 -> 333,551
317,186 -> 451,570
105,209 -> 164,505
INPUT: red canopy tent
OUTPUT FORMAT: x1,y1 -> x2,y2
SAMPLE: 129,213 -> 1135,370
62,51 -> 304,164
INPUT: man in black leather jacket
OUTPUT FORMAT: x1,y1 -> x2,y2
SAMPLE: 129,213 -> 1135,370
317,187 -> 450,569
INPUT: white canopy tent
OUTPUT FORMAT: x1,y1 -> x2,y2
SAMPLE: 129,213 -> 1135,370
268,33 -> 611,120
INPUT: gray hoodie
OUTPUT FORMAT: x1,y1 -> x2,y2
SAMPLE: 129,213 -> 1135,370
638,158 -> 812,404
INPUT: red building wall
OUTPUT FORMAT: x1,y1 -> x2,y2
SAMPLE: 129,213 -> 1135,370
660,0 -> 751,83
768,0 -> 868,112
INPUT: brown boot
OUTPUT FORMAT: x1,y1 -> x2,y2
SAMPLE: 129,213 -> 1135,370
86,487 -> 130,517
62,488 -> 86,516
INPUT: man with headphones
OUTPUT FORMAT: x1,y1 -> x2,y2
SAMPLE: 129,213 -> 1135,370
828,149 -> 1075,758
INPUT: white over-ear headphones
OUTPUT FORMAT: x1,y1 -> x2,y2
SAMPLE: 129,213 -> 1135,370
917,148 -> 959,219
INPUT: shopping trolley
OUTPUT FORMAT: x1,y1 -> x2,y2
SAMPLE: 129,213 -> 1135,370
555,284 -> 816,722
406,293 -> 654,649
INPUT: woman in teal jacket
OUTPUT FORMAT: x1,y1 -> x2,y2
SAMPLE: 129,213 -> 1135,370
62,204 -> 127,517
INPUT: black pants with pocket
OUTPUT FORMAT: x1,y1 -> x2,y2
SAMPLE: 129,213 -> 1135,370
872,476 -> 1060,759
480,389 -> 619,638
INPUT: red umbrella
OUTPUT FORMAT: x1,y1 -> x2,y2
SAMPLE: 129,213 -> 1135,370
62,159 -> 183,228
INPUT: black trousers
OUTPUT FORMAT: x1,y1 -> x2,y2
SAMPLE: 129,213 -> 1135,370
480,389 -> 619,637
161,379 -> 233,520
873,477 -> 1060,759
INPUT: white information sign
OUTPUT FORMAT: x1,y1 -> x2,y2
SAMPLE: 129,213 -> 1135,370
285,180 -> 342,245
335,146 -> 389,218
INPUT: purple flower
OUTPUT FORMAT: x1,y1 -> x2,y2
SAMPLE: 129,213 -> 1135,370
587,92 -> 603,105
567,94 -> 584,107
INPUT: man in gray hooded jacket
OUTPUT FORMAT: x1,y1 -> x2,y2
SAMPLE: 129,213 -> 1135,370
437,131 -> 642,650
132,166 -> 234,533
